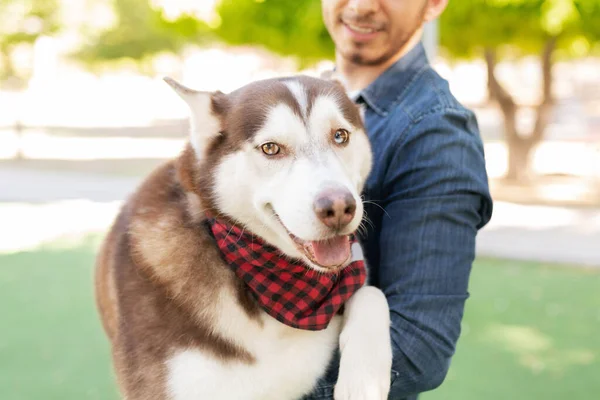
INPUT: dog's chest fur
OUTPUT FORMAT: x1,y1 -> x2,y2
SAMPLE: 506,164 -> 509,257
167,305 -> 341,400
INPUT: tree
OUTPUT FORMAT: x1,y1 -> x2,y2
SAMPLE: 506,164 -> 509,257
0,0 -> 61,86
73,0 -> 210,68
214,0 -> 334,67
440,0 -> 600,182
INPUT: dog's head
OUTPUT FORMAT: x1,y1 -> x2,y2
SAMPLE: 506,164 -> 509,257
165,75 -> 372,272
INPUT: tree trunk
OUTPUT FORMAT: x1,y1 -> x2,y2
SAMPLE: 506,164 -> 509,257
541,37 -> 556,106
14,120 -> 25,161
485,37 -> 557,182
505,136 -> 535,182
485,49 -> 497,105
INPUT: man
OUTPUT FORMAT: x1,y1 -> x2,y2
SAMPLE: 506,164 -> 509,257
303,0 -> 493,399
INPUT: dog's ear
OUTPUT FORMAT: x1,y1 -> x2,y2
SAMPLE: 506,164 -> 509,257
320,70 -> 351,93
320,71 -> 366,125
163,77 -> 227,157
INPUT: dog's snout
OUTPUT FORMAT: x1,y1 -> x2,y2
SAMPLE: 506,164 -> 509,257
313,188 -> 356,230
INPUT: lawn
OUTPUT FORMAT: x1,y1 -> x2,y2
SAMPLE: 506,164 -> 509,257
0,234 -> 119,400
423,258 -> 600,400
1,235 -> 598,399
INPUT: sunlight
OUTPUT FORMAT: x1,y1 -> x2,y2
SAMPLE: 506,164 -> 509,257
0,133 -> 185,160
150,0 -> 219,23
482,201 -> 600,231
0,200 -> 121,254
486,324 -> 552,354
484,323 -> 596,375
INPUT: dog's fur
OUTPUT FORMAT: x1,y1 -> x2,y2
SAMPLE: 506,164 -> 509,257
95,75 -> 392,400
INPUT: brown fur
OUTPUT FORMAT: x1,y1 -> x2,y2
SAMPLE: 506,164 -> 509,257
94,76 -> 362,399
95,155 -> 259,399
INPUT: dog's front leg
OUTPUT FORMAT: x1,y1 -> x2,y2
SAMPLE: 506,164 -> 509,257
334,286 -> 392,400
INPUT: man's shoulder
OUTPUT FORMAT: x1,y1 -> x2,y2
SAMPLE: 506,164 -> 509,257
390,66 -> 476,126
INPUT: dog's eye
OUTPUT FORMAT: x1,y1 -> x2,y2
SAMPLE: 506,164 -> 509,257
333,129 -> 350,145
261,142 -> 280,156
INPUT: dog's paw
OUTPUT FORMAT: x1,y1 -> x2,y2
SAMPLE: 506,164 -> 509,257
333,287 -> 392,400
333,351 -> 391,400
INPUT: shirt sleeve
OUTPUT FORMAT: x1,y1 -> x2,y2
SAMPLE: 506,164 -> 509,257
379,109 -> 493,397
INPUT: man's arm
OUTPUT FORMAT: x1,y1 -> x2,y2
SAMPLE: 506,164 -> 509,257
380,109 -> 493,397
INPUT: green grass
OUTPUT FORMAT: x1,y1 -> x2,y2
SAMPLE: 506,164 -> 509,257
1,237 -> 598,399
424,258 -> 600,400
0,235 -> 119,400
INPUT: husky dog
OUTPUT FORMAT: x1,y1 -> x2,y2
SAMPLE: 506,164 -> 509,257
94,75 -> 392,400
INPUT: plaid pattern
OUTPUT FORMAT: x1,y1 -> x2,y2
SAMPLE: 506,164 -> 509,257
207,217 -> 366,331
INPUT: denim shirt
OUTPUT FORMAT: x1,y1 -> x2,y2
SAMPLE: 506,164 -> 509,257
303,42 -> 493,400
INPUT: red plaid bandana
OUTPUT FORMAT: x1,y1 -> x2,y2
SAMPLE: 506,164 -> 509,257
206,217 -> 367,331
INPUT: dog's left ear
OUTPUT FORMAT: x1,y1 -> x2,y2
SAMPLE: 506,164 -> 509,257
320,71 -> 366,125
321,70 -> 351,92
163,77 -> 228,157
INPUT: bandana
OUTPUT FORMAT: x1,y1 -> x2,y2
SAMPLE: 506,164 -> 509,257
206,217 -> 367,331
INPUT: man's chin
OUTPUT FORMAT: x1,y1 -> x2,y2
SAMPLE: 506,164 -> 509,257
335,41 -> 391,67
335,32 -> 417,67
344,49 -> 392,67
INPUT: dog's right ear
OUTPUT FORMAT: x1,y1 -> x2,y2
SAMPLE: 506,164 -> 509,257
163,77 -> 227,157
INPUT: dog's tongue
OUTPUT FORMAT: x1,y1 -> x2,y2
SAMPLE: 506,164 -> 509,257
309,236 -> 351,267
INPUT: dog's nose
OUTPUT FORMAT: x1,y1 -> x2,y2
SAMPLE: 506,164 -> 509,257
313,188 -> 356,230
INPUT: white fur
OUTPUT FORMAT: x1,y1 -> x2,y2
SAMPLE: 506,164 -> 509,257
163,77 -> 221,156
284,80 -> 309,120
307,95 -> 372,191
166,286 -> 341,400
252,103 -> 307,151
335,287 -> 393,400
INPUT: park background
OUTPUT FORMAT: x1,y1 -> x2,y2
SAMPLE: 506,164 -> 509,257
0,0 -> 599,399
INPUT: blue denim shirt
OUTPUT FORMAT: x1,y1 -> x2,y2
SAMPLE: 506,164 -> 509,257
303,42 -> 493,399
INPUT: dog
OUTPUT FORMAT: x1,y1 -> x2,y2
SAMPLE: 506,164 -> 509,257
94,74 -> 392,400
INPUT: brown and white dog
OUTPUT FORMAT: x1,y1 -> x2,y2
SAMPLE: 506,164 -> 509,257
94,75 -> 392,400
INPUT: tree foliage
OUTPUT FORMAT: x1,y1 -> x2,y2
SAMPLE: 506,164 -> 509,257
575,0 -> 600,46
0,0 -> 61,80
0,0 -> 61,46
74,0 -> 210,64
439,0 -> 600,59
214,0 -> 334,65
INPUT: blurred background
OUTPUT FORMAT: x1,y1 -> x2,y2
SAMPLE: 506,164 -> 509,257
0,0 -> 599,399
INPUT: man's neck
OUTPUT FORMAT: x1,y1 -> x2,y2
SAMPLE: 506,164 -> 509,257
335,31 -> 422,93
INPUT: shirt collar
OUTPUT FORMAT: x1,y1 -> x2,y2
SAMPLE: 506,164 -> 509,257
355,41 -> 429,116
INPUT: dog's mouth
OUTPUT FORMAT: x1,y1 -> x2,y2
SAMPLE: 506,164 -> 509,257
271,211 -> 352,270
290,232 -> 352,270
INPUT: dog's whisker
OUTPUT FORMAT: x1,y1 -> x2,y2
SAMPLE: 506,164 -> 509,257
361,213 -> 375,231
356,223 -> 367,237
221,224 -> 238,247
362,200 -> 390,218
234,227 -> 246,245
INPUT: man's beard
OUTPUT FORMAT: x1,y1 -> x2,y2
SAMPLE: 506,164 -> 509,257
343,6 -> 427,66
346,33 -> 415,66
